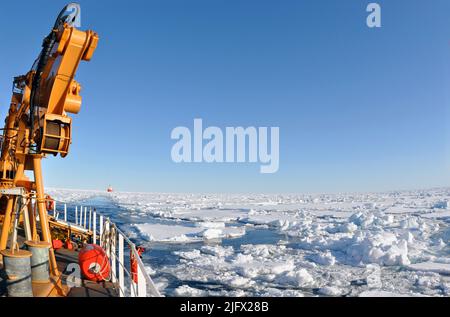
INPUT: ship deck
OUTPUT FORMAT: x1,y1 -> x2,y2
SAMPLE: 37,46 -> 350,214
1,231 -> 119,297
55,248 -> 119,297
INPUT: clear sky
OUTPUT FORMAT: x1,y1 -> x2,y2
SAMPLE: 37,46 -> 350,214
0,0 -> 450,193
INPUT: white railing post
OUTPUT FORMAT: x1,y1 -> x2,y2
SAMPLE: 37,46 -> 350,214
83,207 -> 87,228
93,210 -> 97,244
53,201 -> 56,217
79,205 -> 83,225
105,220 -> 110,254
64,204 -> 67,222
118,234 -> 124,297
89,207 -> 92,231
111,226 -> 117,283
130,276 -> 137,297
99,215 -> 104,247
130,242 -> 137,297
75,206 -> 78,225
98,215 -> 103,244
137,262 -> 147,297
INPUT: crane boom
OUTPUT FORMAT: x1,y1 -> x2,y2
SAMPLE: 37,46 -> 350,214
0,3 -> 98,283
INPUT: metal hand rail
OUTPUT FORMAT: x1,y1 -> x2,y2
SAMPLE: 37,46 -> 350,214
50,202 -> 162,297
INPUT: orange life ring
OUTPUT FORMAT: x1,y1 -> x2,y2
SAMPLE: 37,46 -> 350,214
78,244 -> 110,282
45,194 -> 55,211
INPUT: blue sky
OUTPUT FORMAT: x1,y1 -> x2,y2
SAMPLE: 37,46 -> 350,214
0,0 -> 450,193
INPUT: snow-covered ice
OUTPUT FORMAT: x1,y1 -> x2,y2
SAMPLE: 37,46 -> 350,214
48,187 -> 450,297
406,262 -> 450,275
133,223 -> 245,242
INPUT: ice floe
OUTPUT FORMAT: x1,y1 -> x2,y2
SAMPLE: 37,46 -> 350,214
133,222 -> 245,242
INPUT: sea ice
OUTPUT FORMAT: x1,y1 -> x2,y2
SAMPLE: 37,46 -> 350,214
48,187 -> 450,297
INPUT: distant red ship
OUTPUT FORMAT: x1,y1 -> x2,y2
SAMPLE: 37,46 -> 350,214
107,185 -> 113,192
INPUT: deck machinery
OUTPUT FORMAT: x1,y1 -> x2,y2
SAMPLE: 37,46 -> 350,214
0,3 -> 98,296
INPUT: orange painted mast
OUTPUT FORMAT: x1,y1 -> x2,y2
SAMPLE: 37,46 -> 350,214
0,3 -> 98,282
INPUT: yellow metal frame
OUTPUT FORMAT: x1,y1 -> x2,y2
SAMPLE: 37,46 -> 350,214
0,8 -> 98,297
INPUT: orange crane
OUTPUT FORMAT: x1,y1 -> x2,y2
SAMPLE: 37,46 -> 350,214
0,3 -> 98,283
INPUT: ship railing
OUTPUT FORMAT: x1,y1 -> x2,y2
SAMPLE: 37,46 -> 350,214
49,202 -> 162,297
